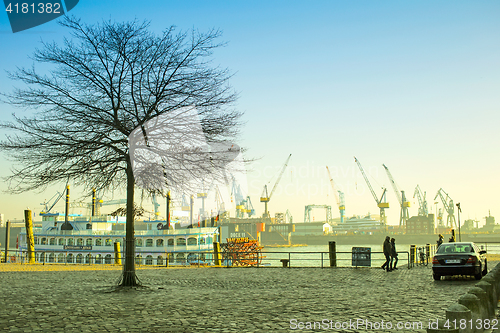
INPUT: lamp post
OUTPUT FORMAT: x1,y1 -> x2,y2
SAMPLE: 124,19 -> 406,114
456,202 -> 461,242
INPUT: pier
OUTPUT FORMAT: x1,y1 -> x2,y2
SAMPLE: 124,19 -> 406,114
0,261 -> 498,332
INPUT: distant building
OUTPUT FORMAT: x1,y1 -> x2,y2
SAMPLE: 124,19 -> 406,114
406,214 -> 435,234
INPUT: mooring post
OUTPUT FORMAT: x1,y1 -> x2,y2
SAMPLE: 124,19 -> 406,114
4,220 -> 10,263
329,241 -> 337,267
24,210 -> 35,264
213,242 -> 221,266
114,242 -> 122,265
410,245 -> 416,267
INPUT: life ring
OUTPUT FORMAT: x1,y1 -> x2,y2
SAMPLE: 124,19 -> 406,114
10,256 -> 16,262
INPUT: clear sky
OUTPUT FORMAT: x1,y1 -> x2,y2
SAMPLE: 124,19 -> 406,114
0,1 -> 499,226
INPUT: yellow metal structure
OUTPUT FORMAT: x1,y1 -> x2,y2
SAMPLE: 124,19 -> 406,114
24,209 -> 35,264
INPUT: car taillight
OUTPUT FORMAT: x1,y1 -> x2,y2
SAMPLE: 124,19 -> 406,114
432,256 -> 439,264
467,256 -> 476,264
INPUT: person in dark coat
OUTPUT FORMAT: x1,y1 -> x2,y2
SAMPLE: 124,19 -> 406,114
390,238 -> 398,270
381,236 -> 392,272
437,234 -> 444,248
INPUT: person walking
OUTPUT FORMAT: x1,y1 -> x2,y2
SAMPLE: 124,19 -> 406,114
381,236 -> 392,272
390,238 -> 398,270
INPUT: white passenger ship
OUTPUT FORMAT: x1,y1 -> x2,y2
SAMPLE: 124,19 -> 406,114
18,212 -> 219,265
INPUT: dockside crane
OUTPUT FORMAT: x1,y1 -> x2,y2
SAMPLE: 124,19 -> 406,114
260,154 -> 292,219
413,185 -> 428,217
354,157 -> 389,225
434,188 -> 456,229
40,191 -> 64,214
326,166 -> 345,224
382,164 -> 410,227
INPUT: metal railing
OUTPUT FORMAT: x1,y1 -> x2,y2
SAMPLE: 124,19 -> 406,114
2,249 -> 413,269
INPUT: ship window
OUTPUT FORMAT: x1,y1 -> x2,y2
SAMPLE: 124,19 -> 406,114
175,253 -> 186,264
168,253 -> 174,263
146,255 -> 153,265
85,254 -> 92,264
66,253 -> 73,263
34,237 -> 38,245
95,254 -> 102,264
39,252 -> 45,263
145,239 -> 153,247
187,237 -> 197,245
57,253 -> 65,263
156,239 -> 164,247
48,253 -> 55,263
199,237 -> 206,245
104,254 -> 112,264
105,239 -> 112,246
76,254 -> 83,264
135,255 -> 142,265
41,238 -> 47,245
49,238 -> 55,245
177,238 -> 186,246
77,238 -> 83,246
167,238 -> 174,246
135,239 -> 143,247
95,238 -> 102,246
67,238 -> 74,246
157,255 -> 163,265
58,238 -> 64,246
86,238 -> 92,246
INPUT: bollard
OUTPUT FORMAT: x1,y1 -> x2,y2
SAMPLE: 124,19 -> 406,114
427,319 -> 459,333
329,241 -> 336,267
426,244 -> 431,265
482,275 -> 498,304
458,294 -> 482,333
213,242 -> 221,266
113,242 -> 122,265
446,303 -> 472,333
475,281 -> 495,317
467,287 -> 490,320
410,245 -> 416,267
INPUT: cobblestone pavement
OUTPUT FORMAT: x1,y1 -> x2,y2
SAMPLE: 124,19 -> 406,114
0,263 -> 497,332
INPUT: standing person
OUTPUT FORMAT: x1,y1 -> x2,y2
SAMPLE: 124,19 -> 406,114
390,238 -> 398,270
436,234 -> 444,248
381,236 -> 392,272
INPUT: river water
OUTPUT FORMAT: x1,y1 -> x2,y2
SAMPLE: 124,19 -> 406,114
260,242 -> 500,268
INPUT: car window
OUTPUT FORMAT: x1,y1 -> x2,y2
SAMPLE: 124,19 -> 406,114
437,244 -> 473,254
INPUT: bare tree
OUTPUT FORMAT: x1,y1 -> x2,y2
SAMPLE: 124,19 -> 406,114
0,17 -> 243,286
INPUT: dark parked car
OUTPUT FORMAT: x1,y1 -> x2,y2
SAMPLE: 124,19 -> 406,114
432,242 -> 487,281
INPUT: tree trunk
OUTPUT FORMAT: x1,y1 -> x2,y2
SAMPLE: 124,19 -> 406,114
119,157 -> 140,286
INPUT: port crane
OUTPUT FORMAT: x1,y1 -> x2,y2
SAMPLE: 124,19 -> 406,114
40,191 -> 64,213
413,185 -> 428,217
382,164 -> 410,227
243,196 -> 255,217
434,188 -> 456,229
326,166 -> 345,223
304,204 -> 332,223
354,157 -> 389,225
260,154 -> 292,219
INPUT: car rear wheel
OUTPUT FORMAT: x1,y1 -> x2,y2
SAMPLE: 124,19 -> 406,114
433,274 -> 440,281
475,264 -> 482,280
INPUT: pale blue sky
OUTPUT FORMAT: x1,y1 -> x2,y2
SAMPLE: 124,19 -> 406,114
0,1 -> 499,225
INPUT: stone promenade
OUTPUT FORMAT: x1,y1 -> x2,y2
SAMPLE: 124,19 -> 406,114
0,263 -> 496,332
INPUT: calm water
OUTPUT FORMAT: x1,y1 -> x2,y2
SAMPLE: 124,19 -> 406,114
260,242 -> 499,268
